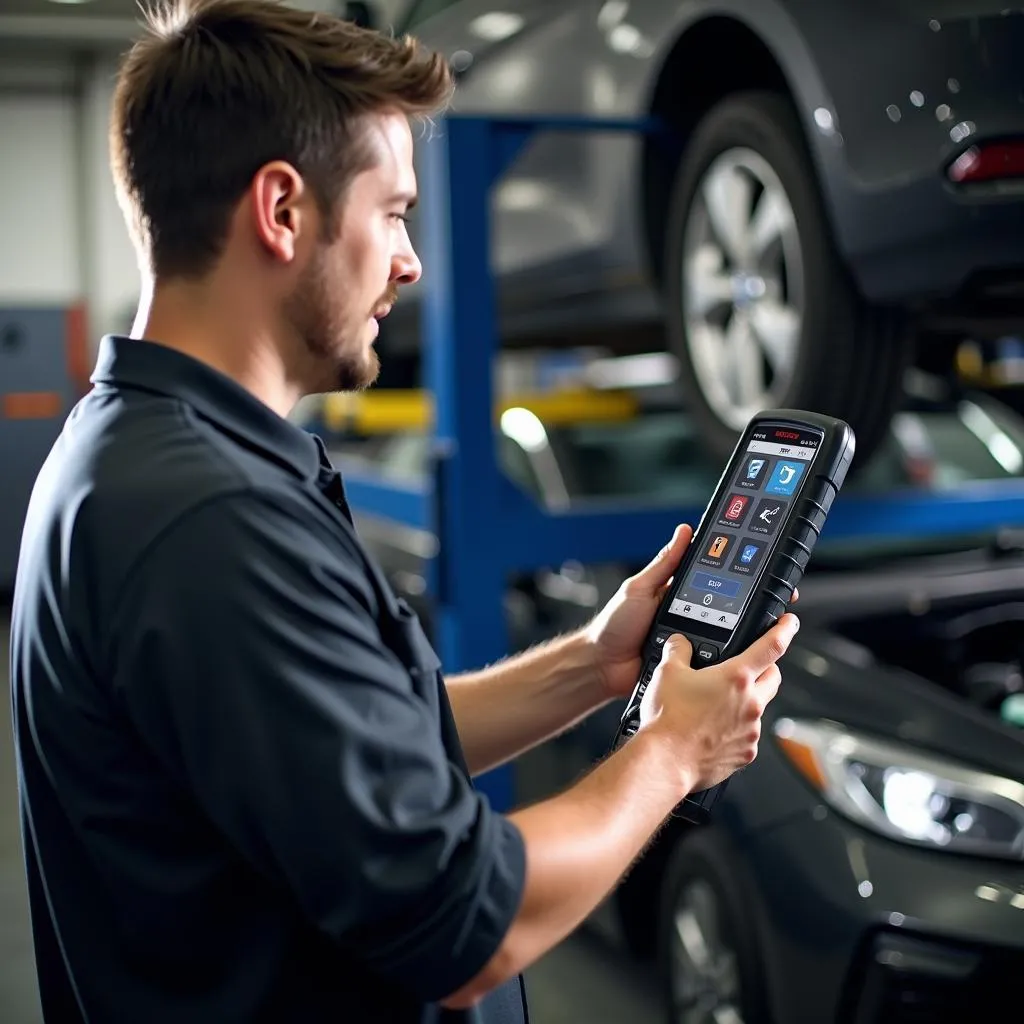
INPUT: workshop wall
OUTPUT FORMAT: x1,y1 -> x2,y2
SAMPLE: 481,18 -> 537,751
0,53 -> 141,348
0,0 -> 412,347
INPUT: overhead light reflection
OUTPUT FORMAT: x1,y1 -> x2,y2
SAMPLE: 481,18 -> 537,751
591,66 -> 617,111
950,120 -> 976,144
468,11 -> 525,42
450,50 -> 474,74
607,22 -> 653,58
958,400 -> 1024,475
486,57 -> 532,99
597,0 -> 629,30
496,179 -> 550,211
584,352 -> 678,389
500,407 -> 549,453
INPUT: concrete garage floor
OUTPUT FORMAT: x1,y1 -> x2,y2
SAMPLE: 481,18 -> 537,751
0,613 -> 662,1023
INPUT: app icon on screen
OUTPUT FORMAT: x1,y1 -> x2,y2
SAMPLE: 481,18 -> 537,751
737,455 -> 770,488
718,493 -> 750,527
699,534 -> 731,568
749,499 -> 788,535
766,460 -> 806,496
730,538 -> 766,573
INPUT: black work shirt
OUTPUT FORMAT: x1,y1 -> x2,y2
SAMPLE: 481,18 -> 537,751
9,335 -> 529,1024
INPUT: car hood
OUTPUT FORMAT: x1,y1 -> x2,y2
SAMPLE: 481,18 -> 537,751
776,627 -> 1024,781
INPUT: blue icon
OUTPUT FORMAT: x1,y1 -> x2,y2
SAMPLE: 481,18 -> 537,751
745,458 -> 765,480
740,544 -> 759,564
766,460 -> 806,496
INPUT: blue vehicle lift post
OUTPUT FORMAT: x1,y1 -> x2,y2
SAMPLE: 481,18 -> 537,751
339,114 -> 1024,812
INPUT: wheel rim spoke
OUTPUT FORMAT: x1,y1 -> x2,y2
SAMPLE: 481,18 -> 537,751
682,148 -> 804,429
669,879 -> 747,1024
688,323 -> 733,415
686,245 -> 735,320
725,314 -> 763,412
747,184 -> 792,263
701,164 -> 753,267
749,299 -> 799,377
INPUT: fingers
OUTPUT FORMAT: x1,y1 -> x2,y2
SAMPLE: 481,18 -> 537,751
734,613 -> 800,679
633,524 -> 693,593
754,663 -> 782,711
660,632 -> 692,666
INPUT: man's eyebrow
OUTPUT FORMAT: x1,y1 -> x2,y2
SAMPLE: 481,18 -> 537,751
389,191 -> 418,210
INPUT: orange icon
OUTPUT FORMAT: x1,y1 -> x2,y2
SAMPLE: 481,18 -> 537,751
708,536 -> 729,558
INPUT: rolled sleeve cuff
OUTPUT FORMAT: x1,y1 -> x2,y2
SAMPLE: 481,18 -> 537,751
380,809 -> 527,1004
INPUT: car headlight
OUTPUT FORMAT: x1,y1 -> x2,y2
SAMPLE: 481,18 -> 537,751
773,717 -> 1024,861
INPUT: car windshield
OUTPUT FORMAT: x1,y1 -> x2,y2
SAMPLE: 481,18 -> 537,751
545,394 -> 1024,565
552,402 -> 1024,497
545,414 -> 718,502
334,385 -> 1024,567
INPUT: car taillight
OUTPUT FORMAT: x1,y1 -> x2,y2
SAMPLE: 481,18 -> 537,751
948,141 -> 1024,184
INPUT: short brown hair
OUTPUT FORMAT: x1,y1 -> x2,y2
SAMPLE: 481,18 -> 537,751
110,0 -> 453,279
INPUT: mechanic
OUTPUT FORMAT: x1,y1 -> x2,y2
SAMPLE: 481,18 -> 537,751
8,1 -> 798,1022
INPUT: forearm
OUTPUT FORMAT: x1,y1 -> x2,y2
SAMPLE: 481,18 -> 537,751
442,729 -> 688,1008
446,630 -> 608,776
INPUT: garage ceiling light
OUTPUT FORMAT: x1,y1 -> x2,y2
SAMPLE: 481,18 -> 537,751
468,12 -> 524,42
597,1 -> 629,31
499,407 -> 548,453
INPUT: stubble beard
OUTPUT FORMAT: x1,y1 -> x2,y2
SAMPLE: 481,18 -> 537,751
286,249 -> 382,395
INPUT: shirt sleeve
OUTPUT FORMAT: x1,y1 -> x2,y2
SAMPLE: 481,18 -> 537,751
105,489 -> 526,1003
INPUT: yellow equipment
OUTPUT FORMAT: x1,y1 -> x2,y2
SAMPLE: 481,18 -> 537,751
320,386 -> 639,436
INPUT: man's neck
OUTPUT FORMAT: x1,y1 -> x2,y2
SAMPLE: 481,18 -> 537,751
131,279 -> 302,418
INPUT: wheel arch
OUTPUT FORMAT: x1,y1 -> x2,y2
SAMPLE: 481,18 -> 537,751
657,822 -> 778,1024
640,9 -> 843,290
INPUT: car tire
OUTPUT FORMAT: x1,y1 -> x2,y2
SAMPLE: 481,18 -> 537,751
663,90 -> 910,469
658,827 -> 772,1024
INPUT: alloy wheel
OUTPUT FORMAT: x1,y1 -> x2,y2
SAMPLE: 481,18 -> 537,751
681,147 -> 804,429
668,878 -> 745,1024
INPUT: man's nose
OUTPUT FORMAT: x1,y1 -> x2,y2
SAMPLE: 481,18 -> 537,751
393,246 -> 422,286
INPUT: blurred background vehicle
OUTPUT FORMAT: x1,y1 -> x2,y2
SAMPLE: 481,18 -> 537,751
314,365 -> 1024,1024
359,0 -> 1024,470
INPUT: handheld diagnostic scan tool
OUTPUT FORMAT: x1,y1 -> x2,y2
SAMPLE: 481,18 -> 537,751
611,409 -> 856,823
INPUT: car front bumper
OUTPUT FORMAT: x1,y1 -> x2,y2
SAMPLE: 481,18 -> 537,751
741,808 -> 1024,1023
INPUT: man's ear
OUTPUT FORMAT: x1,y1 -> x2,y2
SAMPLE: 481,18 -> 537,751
249,160 -> 309,264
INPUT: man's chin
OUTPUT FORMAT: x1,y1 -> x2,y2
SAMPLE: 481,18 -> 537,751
334,350 -> 379,394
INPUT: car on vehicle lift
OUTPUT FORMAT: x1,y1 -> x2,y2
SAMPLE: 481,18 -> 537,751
329,379 -> 1024,1024
350,0 -> 1024,471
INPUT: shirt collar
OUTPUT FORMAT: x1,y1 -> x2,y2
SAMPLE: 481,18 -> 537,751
91,335 -> 324,482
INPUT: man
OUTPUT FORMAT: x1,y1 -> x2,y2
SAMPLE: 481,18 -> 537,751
8,1 -> 798,1022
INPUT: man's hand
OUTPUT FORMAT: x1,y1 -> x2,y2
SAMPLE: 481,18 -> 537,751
584,523 -> 798,703
583,523 -> 694,702
640,616 -> 797,793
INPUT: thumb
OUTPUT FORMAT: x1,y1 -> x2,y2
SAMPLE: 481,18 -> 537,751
661,632 -> 693,666
736,613 -> 801,679
637,524 -> 693,591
